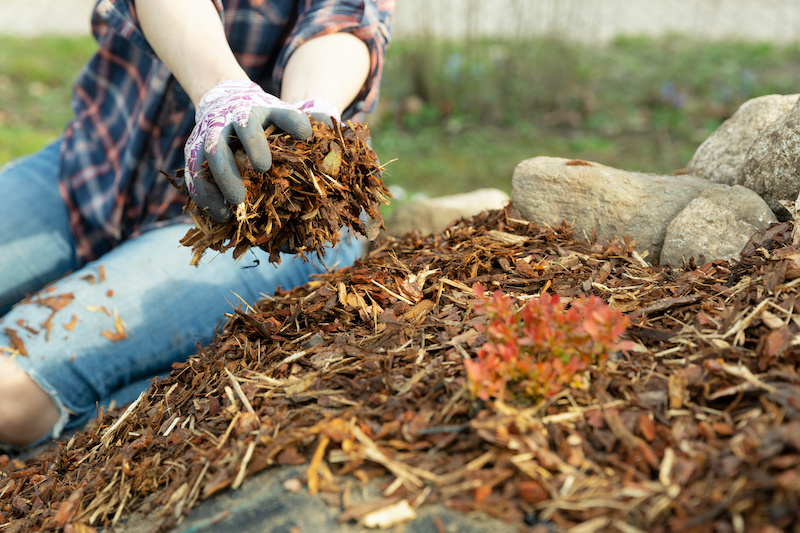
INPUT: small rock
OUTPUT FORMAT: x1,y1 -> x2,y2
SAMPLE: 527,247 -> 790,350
739,95 -> 800,203
686,94 -> 799,185
511,156 -> 712,260
385,188 -> 509,237
660,185 -> 777,266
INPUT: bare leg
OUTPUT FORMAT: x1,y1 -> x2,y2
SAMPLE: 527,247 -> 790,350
0,357 -> 60,448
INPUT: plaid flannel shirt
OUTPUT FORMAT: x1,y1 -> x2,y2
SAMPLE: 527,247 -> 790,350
58,0 -> 394,262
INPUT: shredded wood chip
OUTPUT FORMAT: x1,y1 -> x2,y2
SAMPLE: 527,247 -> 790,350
3,212 -> 800,533
63,314 -> 79,331
361,499 -> 417,528
100,309 -> 128,342
4,327 -> 27,356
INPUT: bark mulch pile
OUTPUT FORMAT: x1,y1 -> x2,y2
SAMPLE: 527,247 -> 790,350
180,119 -> 389,266
2,205 -> 800,533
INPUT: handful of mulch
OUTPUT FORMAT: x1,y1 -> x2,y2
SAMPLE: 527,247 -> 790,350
180,119 -> 391,266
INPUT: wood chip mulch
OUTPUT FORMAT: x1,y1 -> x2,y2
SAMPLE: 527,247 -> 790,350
179,119 -> 390,266
2,205 -> 800,533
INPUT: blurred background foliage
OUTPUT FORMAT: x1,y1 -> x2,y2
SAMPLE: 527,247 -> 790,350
1,31 -> 799,207
0,36 -> 96,163
371,35 -> 800,201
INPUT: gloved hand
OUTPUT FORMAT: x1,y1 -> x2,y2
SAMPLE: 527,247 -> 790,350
184,79 -> 312,222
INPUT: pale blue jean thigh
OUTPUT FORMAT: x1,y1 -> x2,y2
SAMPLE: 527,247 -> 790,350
0,141 -> 363,444
0,140 -> 79,316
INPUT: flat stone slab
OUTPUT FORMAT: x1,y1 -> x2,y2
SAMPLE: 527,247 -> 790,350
116,465 -> 523,533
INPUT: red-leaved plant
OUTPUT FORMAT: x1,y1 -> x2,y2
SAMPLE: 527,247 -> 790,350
464,283 -> 633,403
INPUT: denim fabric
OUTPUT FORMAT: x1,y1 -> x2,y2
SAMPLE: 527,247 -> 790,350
0,139 -> 363,441
0,140 -> 79,316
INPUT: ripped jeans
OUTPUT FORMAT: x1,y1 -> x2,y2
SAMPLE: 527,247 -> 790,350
0,139 -> 362,444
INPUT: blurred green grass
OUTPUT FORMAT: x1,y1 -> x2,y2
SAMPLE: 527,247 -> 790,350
1,34 -> 799,204
0,36 -> 96,163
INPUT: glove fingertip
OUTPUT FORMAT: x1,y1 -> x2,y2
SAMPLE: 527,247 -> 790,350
208,142 -> 248,206
209,205 -> 233,223
234,119 -> 272,173
272,108 -> 313,140
249,153 -> 272,174
192,177 -> 232,222
309,112 -> 334,129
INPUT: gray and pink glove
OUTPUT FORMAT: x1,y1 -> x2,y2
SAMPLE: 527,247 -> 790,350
184,79 -> 312,222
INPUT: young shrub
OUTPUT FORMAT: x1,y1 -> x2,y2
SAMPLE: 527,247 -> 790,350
464,283 -> 632,404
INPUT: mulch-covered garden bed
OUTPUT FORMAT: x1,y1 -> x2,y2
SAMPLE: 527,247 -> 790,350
2,205 -> 800,533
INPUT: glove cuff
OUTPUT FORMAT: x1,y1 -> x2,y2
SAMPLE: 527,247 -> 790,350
294,99 -> 342,124
196,79 -> 283,120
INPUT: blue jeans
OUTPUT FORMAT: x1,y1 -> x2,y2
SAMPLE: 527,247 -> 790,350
0,140 -> 362,442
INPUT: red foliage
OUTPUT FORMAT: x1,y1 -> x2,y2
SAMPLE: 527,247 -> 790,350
464,283 -> 632,403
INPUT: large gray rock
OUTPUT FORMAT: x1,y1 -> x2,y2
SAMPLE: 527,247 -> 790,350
660,185 -> 777,266
686,94 -> 799,185
385,188 -> 509,237
511,156 -> 712,260
740,96 -> 800,203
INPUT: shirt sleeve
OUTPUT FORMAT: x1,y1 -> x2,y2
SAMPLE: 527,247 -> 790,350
273,0 -> 395,119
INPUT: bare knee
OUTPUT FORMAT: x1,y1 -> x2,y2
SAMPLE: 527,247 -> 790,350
0,357 -> 60,448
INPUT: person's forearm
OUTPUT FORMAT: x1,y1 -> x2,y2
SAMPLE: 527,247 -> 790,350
134,0 -> 247,106
135,0 -> 370,112
281,33 -> 370,113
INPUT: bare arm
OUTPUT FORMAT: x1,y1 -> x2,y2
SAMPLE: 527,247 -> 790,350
134,0 -> 247,106
134,0 -> 370,112
281,32 -> 370,111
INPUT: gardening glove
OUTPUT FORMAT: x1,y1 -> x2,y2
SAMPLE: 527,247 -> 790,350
294,98 -> 342,128
184,79 -> 312,222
